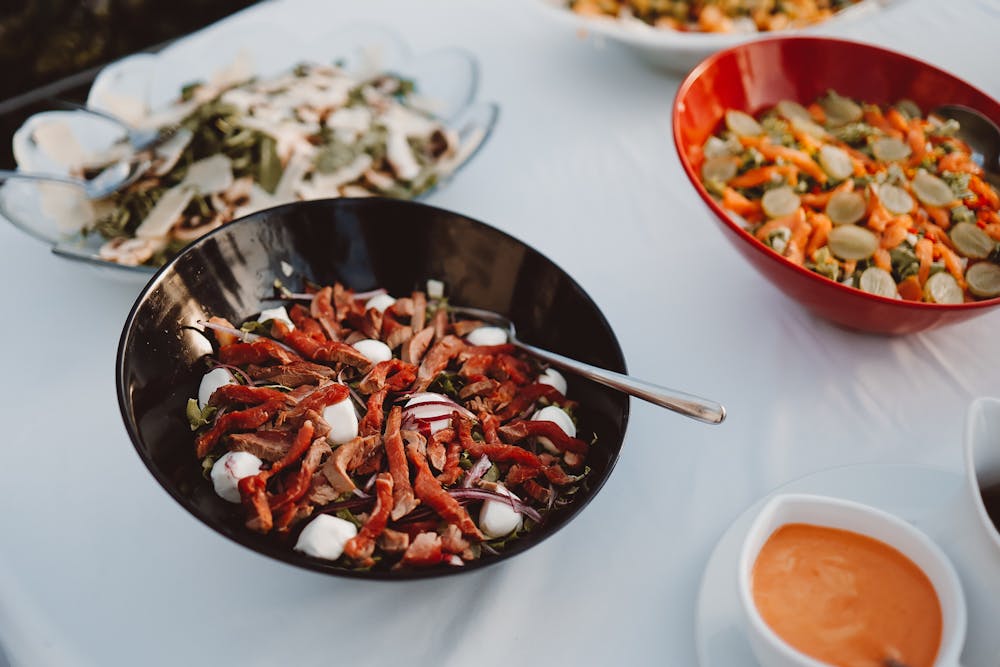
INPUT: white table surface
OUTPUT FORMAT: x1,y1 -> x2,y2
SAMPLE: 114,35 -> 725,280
2,0 -> 1000,665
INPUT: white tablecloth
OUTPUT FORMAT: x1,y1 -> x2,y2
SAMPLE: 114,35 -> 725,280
2,1 -> 999,665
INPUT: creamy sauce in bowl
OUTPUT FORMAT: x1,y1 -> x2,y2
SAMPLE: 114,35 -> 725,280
752,523 -> 942,667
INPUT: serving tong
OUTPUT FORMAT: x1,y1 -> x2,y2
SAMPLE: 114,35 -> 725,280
0,100 -> 179,199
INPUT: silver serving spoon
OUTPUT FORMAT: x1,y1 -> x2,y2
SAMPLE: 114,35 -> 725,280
49,98 -> 179,153
450,306 -> 726,425
932,105 -> 1000,189
0,157 -> 151,200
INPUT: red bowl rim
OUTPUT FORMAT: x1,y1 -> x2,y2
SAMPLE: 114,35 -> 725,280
672,35 -> 1000,314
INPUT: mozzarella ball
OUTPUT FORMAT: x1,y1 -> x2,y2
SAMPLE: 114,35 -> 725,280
198,367 -> 236,409
257,306 -> 294,329
479,485 -> 523,538
536,368 -> 568,396
323,397 -> 359,445
210,451 -> 262,503
466,326 -> 507,347
352,338 -> 392,364
426,279 -> 445,299
531,405 -> 576,454
365,293 -> 396,313
294,515 -> 358,560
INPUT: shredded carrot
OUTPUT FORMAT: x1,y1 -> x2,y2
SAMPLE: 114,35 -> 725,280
805,212 -> 832,259
970,175 -> 1000,209
906,126 -> 927,163
873,248 -> 892,272
803,180 -> 854,209
880,217 -> 912,249
983,223 -> 1000,241
784,212 -> 813,266
914,238 -> 933,286
863,107 -> 895,135
925,205 -> 951,230
728,166 -> 781,189
936,243 -> 968,288
886,108 -> 911,134
722,187 -> 761,217
807,103 -> 826,125
754,208 -> 805,242
898,276 -> 923,301
938,150 -> 983,176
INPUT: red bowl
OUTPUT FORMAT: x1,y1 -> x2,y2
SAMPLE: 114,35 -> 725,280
673,36 -> 1000,335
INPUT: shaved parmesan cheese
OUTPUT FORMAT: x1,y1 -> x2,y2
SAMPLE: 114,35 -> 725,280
327,107 -> 372,141
273,152 -> 312,203
153,128 -> 194,176
340,185 -> 374,198
386,129 -> 420,181
181,154 -> 233,193
381,105 -> 439,139
135,185 -> 195,239
298,154 -> 373,199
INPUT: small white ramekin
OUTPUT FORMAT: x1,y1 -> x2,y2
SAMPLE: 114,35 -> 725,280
737,493 -> 967,667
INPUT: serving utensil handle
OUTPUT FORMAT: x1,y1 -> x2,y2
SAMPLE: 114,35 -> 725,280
514,341 -> 726,425
0,169 -> 83,188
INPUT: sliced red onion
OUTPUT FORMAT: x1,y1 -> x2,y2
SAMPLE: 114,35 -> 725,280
352,488 -> 370,499
363,473 -> 378,492
446,488 -> 543,524
197,320 -> 297,354
205,359 -> 253,385
316,495 -> 374,514
281,292 -> 315,301
400,394 -> 475,421
462,455 -> 492,488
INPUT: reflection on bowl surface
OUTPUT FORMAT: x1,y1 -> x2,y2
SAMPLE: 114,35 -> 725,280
674,36 -> 1000,334
116,197 -> 629,579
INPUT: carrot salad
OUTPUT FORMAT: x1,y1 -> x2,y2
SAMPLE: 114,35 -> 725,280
188,281 -> 590,571
696,91 -> 1000,303
570,0 -> 863,32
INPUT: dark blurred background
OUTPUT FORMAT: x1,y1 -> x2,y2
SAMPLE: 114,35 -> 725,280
0,0 -> 258,168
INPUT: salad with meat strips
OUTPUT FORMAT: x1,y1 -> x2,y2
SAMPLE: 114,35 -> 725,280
75,62 -> 465,267
697,91 -> 1000,303
189,280 -> 590,570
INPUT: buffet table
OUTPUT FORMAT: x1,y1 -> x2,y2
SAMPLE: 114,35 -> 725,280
2,0 -> 999,664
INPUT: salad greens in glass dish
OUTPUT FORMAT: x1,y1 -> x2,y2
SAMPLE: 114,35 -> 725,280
2,25 -> 497,279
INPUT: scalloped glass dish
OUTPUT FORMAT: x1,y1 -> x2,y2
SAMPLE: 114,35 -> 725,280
533,0 -> 895,72
0,24 -> 498,281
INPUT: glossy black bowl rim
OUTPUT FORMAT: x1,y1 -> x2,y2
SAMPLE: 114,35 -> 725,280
115,197 -> 631,580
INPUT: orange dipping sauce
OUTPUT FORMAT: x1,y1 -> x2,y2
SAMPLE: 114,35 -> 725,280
752,523 -> 942,667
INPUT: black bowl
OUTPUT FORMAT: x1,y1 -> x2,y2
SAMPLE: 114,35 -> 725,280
117,198 -> 629,579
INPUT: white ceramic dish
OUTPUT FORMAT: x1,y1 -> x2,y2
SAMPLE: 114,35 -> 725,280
0,24 -> 498,281
534,0 -> 895,73
944,397 -> 1000,667
695,462 -> 1000,667
738,493 -> 965,667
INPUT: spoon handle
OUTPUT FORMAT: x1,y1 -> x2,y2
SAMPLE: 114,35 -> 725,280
0,169 -> 84,188
513,340 -> 726,425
